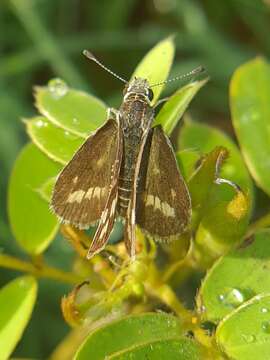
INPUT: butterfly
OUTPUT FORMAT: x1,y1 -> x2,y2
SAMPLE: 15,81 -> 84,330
50,51 -> 202,259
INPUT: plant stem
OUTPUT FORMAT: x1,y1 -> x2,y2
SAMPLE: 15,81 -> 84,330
145,264 -> 193,323
245,212 -> 270,238
0,254 -> 82,285
149,283 -> 193,321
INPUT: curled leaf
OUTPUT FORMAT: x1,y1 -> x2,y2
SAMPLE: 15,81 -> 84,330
194,187 -> 250,268
179,120 -> 253,200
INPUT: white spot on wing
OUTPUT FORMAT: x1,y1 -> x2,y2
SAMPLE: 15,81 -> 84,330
85,187 -> 93,199
171,188 -> 176,199
145,194 -> 154,207
161,201 -> 175,217
68,187 -> 107,203
145,194 -> 175,218
93,187 -> 101,198
67,190 -> 85,203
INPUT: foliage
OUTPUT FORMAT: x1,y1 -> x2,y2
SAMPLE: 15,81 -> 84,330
1,1 -> 270,359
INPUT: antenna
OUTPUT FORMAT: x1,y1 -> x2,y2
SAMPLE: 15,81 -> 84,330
83,50 -> 128,84
150,66 -> 206,88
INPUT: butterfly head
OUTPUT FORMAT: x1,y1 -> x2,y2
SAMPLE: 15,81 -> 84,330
123,77 -> 154,103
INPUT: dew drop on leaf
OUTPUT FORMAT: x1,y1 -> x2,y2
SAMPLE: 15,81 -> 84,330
261,307 -> 269,313
261,321 -> 270,334
218,288 -> 246,307
48,78 -> 68,99
36,118 -> 48,128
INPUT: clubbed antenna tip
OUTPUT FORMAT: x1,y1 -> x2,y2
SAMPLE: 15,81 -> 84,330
83,49 -> 127,84
192,65 -> 206,75
83,49 -> 96,61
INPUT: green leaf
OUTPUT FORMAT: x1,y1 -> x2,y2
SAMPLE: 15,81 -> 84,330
75,313 -> 184,360
154,79 -> 207,135
0,276 -> 37,360
35,176 -> 57,202
35,79 -> 107,138
230,57 -> 270,196
8,143 -> 61,254
109,338 -> 202,360
216,293 -> 270,360
176,149 -> 200,182
132,36 -> 175,104
197,231 -> 270,322
179,119 -> 253,197
25,116 -> 84,164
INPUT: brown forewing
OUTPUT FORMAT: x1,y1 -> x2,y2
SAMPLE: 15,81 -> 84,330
136,125 -> 191,242
51,118 -> 120,229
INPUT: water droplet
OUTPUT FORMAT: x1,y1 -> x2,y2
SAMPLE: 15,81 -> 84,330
73,118 -> 79,124
48,78 -> 68,99
36,119 -> 48,128
200,305 -> 206,313
262,321 -> 270,334
218,288 -> 246,308
261,307 -> 269,314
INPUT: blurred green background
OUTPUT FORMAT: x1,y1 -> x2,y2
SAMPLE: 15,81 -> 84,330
1,0 -> 270,358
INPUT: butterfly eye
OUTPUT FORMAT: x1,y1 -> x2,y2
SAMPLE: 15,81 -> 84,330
147,89 -> 154,101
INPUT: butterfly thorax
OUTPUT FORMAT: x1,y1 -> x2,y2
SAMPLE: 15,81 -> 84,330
117,92 -> 154,216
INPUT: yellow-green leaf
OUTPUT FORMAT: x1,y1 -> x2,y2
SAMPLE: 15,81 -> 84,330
8,143 -> 61,254
154,79 -> 207,135
0,276 -> 37,360
35,79 -> 107,137
132,37 -> 175,104
25,116 -> 84,164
